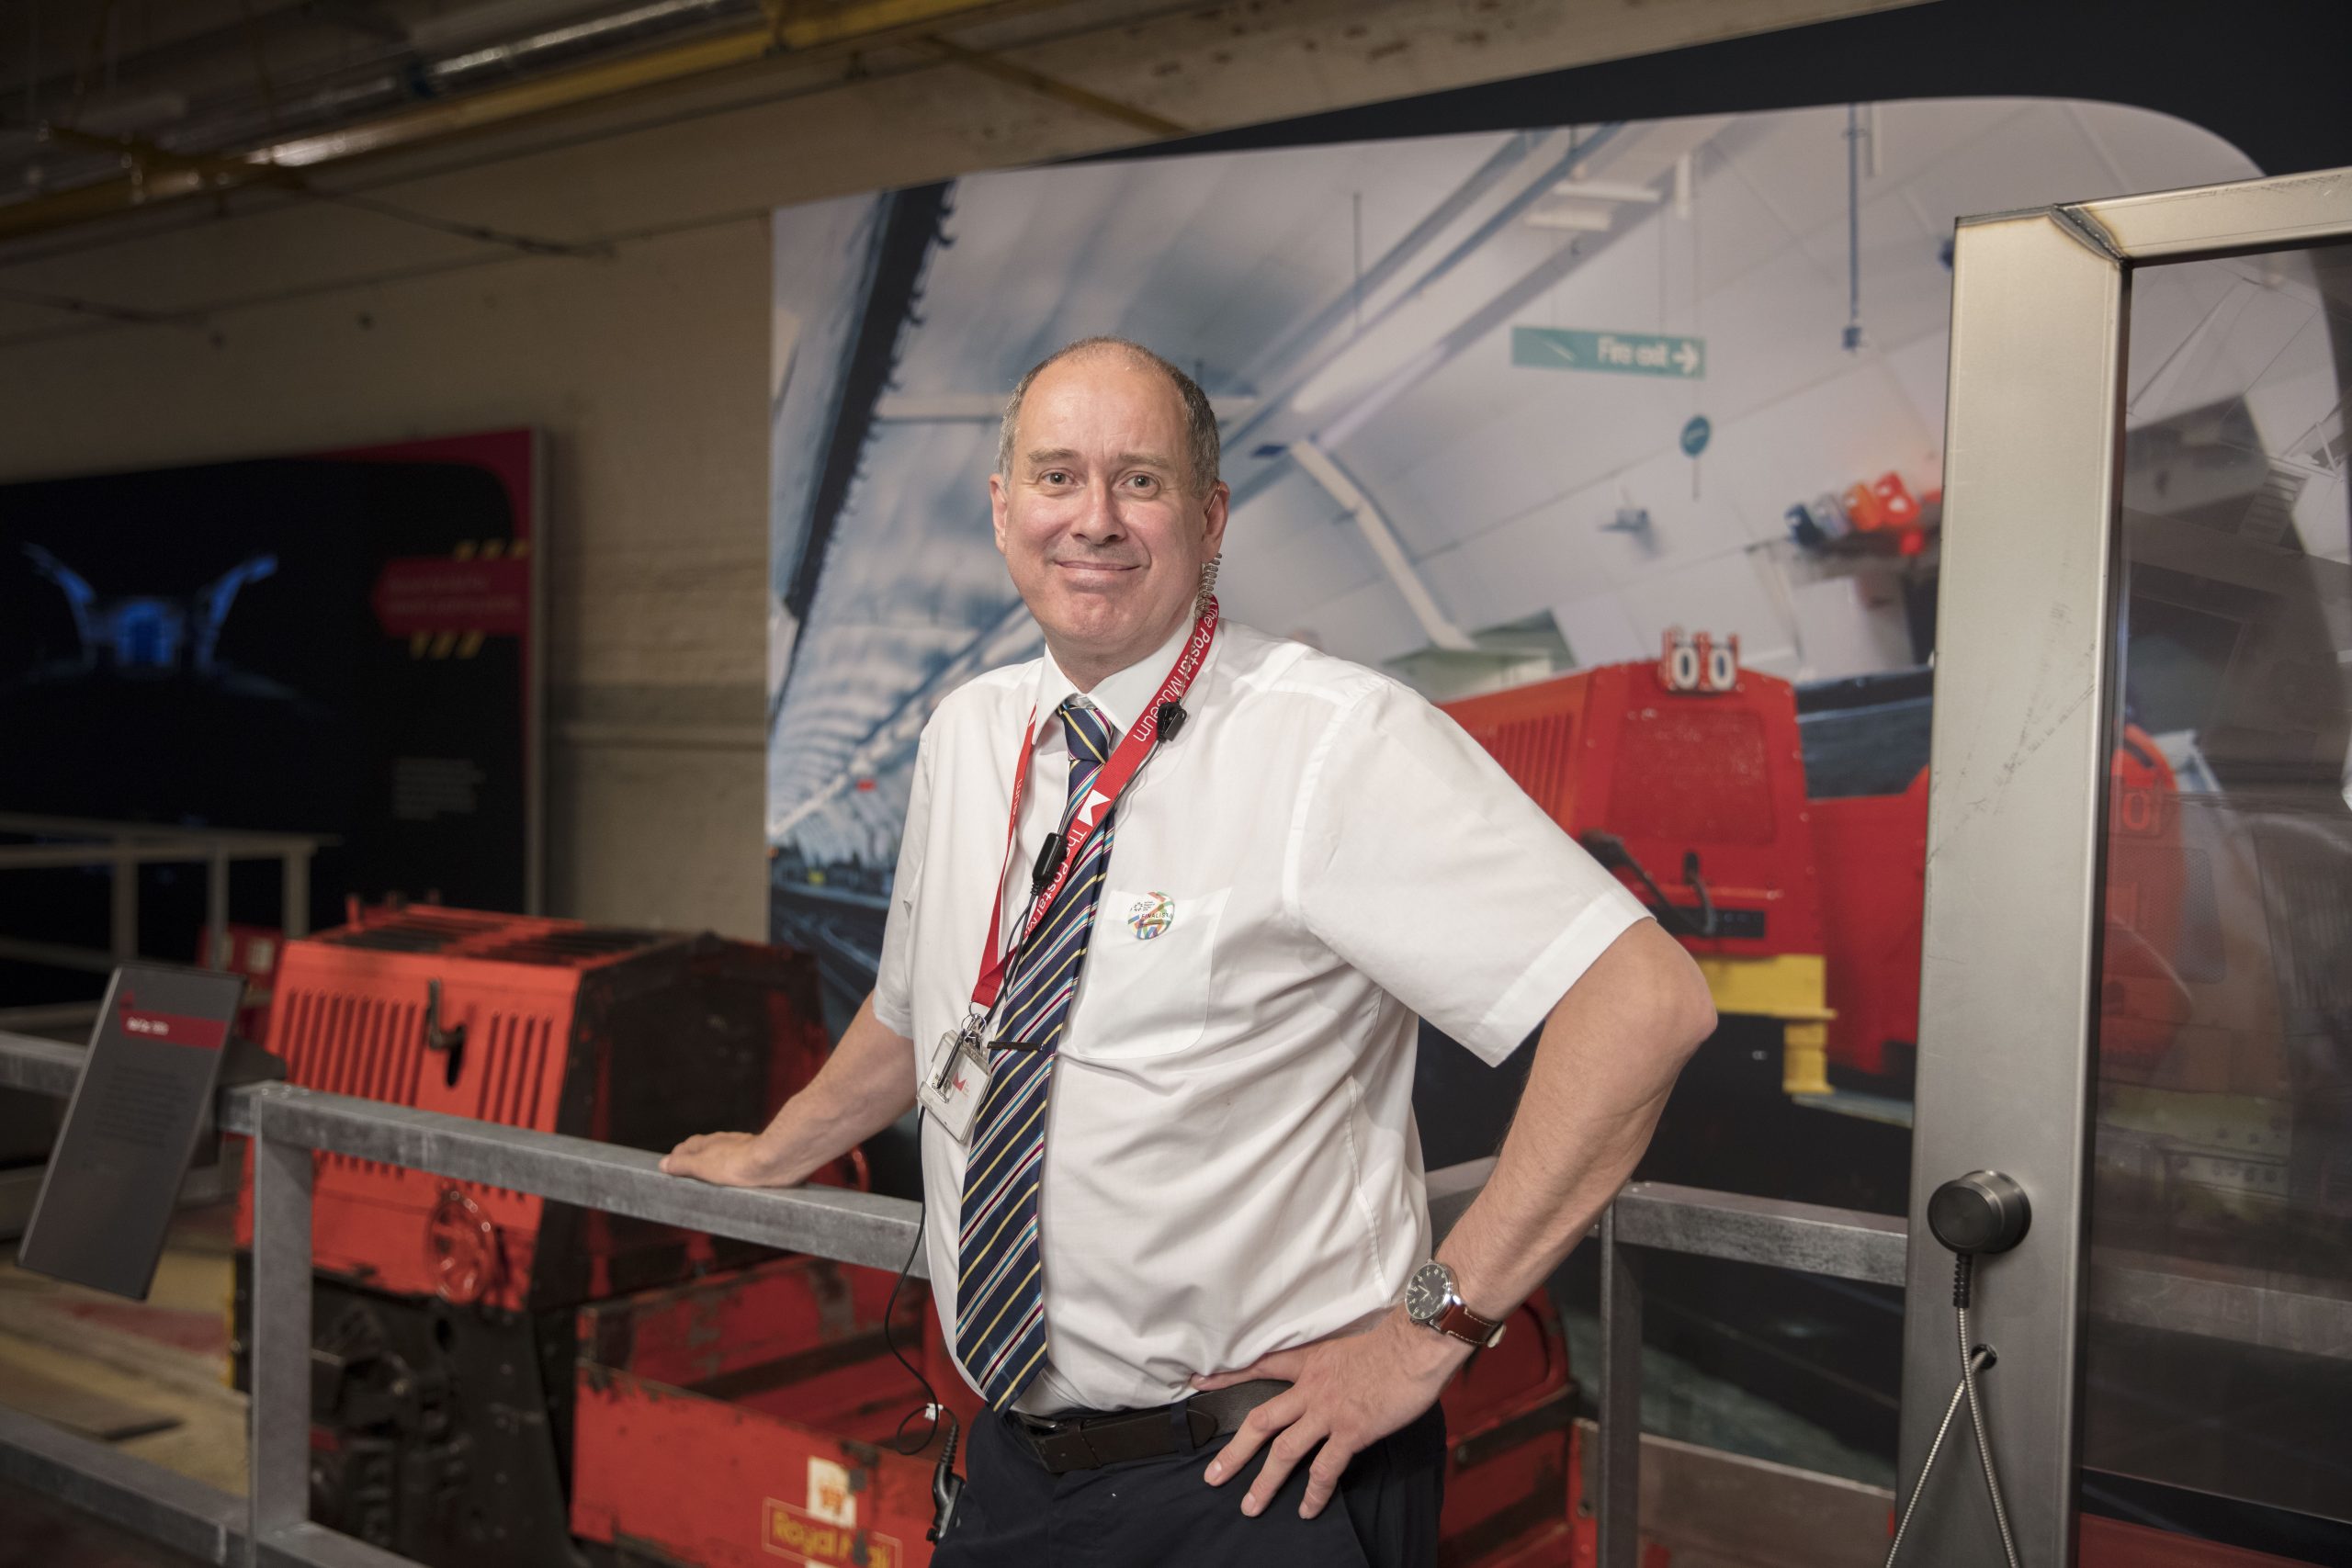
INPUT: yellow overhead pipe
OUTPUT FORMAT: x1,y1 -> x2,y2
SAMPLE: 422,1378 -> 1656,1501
910,35 -> 1185,138
0,0 -> 1070,243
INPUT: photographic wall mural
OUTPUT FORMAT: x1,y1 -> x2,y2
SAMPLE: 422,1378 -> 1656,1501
765,99 -> 2279,1012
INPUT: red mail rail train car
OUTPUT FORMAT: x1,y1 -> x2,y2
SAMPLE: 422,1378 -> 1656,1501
1442,631 -> 2192,1101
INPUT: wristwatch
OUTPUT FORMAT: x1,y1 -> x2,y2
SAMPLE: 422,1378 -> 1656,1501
1403,1259 -> 1507,1349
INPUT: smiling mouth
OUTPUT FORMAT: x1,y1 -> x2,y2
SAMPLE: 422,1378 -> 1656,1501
1054,559 -> 1140,575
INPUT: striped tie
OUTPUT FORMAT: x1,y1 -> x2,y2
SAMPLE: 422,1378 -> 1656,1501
955,697 -> 1118,1411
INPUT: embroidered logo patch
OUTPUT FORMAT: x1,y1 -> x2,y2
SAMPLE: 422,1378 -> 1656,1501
1126,892 -> 1175,941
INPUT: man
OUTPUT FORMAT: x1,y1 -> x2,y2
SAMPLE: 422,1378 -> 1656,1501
665,336 -> 1715,1565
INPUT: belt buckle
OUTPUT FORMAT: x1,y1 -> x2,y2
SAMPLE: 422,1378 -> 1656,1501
1018,1413 -> 1096,1475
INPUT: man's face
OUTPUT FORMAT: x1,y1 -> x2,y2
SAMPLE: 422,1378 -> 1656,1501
991,353 -> 1228,680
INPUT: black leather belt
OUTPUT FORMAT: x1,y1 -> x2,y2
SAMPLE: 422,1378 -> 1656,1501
1009,1379 -> 1289,1476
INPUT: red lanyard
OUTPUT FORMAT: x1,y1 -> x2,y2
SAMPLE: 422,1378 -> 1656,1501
967,600 -> 1218,1016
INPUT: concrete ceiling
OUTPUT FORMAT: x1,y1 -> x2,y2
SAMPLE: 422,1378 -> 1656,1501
0,0 -> 1930,257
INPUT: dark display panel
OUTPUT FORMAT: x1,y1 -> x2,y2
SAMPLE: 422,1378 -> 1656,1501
0,431 -> 540,1002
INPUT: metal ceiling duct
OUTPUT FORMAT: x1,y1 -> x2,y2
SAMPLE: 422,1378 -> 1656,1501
424,0 -> 751,88
0,0 -> 1051,243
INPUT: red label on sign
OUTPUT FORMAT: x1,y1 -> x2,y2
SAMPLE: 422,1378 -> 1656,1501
114,999 -> 227,1051
761,1501 -> 900,1567
368,556 -> 530,637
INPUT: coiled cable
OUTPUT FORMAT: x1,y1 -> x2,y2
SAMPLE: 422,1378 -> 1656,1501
1959,1296 -> 2020,1568
1883,1342 -> 1991,1566
1883,1254 -> 2021,1568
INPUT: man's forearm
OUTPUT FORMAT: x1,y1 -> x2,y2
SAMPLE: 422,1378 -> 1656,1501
746,992 -> 918,1183
1439,919 -> 1716,1316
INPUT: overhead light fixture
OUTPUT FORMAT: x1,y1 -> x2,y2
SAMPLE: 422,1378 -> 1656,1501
1521,176 -> 1662,234
1545,179 -> 1662,205
1522,200 -> 1616,233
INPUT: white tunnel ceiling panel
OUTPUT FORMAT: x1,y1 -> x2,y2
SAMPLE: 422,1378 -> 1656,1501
1217,466 -> 1394,629
2088,101 -> 2280,195
1895,101 -> 2147,242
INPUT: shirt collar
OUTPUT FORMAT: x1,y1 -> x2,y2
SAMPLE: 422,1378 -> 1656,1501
1036,611 -> 1201,735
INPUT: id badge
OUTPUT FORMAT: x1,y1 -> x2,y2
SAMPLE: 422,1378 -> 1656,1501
917,1024 -> 991,1145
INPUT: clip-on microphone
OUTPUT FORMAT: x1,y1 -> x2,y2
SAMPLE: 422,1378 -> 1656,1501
1026,705 -> 1182,897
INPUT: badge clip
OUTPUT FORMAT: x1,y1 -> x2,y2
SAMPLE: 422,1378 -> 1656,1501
920,1012 -> 992,1144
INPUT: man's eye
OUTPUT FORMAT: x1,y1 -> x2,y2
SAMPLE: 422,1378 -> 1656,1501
1125,474 -> 1159,491
1039,469 -> 1071,485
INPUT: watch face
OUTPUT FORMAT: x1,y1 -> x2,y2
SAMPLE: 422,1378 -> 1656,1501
1405,1261 -> 1451,1322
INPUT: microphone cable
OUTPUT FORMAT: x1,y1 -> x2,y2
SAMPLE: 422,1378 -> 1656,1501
879,1110 -> 964,1541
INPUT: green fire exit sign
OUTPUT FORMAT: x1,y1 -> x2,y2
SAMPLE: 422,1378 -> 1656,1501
1512,326 -> 1705,378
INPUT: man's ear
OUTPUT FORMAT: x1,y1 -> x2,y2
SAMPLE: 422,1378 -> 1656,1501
989,472 -> 1011,556
1201,479 -> 1231,560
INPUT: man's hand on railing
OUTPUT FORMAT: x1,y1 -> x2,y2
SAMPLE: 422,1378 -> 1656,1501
659,1129 -> 807,1187
661,990 -> 920,1190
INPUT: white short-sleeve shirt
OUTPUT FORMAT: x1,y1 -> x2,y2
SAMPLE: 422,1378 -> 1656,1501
873,617 -> 1649,1414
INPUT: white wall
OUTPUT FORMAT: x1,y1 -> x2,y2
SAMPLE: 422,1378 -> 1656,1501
0,0 -> 1939,935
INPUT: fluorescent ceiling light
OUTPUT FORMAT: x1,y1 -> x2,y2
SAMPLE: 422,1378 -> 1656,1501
1546,179 -> 1662,204
1522,201 -> 1617,232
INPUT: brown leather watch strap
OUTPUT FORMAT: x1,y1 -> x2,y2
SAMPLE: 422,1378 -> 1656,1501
1430,1299 -> 1507,1348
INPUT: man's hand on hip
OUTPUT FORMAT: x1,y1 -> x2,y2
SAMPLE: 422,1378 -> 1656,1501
1193,1307 -> 1470,1519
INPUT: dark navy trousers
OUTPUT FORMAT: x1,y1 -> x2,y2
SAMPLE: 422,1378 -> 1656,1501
931,1402 -> 1447,1567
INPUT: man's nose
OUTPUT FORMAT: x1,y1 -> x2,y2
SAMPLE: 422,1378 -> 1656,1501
1070,479 -> 1125,541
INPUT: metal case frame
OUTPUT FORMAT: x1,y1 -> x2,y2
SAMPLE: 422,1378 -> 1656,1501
1903,165 -> 2352,1565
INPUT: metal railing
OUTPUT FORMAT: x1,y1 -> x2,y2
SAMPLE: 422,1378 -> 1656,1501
0,813 -> 333,1032
22,1029 -> 2352,1568
0,816 -> 336,1241
9,1027 -> 2341,1567
1593,1184 -> 1905,1567
0,1024 -> 1914,1568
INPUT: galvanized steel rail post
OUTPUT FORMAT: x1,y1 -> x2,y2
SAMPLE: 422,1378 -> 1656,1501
1596,1203 -> 1645,1568
248,1105 -> 316,1562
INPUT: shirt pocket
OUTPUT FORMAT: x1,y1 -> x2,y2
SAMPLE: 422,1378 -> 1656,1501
1065,886 -> 1231,1061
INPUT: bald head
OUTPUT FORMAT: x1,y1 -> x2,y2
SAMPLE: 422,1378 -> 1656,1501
997,337 -> 1220,496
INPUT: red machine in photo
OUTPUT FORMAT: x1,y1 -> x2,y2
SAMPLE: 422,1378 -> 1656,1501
1443,631 -> 1839,1098
1442,631 -> 2192,1104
